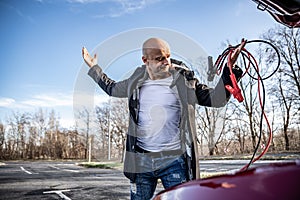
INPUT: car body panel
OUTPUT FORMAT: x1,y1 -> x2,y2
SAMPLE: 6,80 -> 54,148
154,161 -> 300,200
252,0 -> 300,28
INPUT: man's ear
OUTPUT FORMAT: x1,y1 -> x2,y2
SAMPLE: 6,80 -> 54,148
142,56 -> 147,64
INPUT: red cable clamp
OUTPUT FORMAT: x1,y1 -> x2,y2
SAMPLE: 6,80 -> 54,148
225,73 -> 244,102
225,47 -> 244,102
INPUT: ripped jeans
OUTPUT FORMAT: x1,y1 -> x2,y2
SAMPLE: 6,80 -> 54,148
130,153 -> 187,200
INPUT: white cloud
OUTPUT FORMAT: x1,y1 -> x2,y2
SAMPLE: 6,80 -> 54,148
117,0 -> 147,12
31,0 -> 166,18
21,93 -> 73,107
67,0 -> 164,17
0,92 -> 109,128
0,93 -> 74,111
67,0 -> 106,3
0,98 -> 16,107
0,93 -> 73,111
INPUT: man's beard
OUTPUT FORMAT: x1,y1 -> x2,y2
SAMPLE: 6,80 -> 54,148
158,64 -> 169,72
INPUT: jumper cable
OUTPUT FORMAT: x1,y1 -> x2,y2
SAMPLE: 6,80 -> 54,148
210,39 -> 280,171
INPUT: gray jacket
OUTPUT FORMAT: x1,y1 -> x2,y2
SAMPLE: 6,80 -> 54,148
88,60 -> 242,182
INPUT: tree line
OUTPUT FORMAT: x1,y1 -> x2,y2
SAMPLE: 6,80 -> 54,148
0,25 -> 299,161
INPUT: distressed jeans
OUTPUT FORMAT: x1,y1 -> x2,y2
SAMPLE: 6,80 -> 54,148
130,153 -> 187,200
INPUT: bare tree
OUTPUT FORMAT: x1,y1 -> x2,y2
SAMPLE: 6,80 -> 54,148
94,98 -> 128,161
196,106 -> 227,156
66,129 -> 84,159
13,112 -> 30,159
109,98 -> 128,162
43,110 -> 61,159
95,102 -> 110,160
263,26 -> 300,150
224,100 -> 250,154
239,70 -> 261,150
0,122 -> 4,159
32,108 -> 48,159
77,108 -> 94,160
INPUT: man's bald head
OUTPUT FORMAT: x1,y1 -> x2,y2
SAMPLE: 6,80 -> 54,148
142,38 -> 170,59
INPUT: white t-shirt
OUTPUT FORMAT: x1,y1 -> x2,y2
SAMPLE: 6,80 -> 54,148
137,76 -> 181,152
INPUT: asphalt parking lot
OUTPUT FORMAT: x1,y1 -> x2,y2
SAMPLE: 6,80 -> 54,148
0,159 -> 297,200
0,161 -> 134,200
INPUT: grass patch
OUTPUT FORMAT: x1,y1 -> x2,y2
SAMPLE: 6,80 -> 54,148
200,152 -> 300,161
200,171 -> 229,179
77,162 -> 122,169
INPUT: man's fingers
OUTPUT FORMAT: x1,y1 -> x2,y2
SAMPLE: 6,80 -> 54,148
82,47 -> 89,59
237,38 -> 247,51
82,47 -> 92,62
82,47 -> 86,56
82,47 -> 87,59
230,38 -> 247,64
82,47 -> 98,68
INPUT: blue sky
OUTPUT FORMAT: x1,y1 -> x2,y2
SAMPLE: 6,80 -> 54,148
0,0 -> 277,128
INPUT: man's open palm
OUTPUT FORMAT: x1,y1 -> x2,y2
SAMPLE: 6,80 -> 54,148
82,47 -> 97,68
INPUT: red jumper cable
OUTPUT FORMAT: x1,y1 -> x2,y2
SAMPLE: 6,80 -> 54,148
213,39 -> 278,171
225,50 -> 244,102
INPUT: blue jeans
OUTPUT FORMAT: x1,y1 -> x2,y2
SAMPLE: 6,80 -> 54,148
130,154 -> 187,200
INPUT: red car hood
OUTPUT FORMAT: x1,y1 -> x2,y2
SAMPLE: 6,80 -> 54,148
154,161 -> 300,200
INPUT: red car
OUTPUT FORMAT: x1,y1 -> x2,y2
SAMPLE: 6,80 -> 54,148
252,0 -> 300,28
154,161 -> 300,200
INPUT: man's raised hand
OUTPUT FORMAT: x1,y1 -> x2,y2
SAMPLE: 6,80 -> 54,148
82,47 -> 97,68
229,38 -> 247,65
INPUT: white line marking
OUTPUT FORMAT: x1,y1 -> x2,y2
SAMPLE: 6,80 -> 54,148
49,165 -> 60,170
64,169 -> 79,173
20,166 -> 33,174
49,165 -> 79,173
43,190 -> 72,200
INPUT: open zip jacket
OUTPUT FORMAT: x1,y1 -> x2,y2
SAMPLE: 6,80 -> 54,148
88,60 -> 242,182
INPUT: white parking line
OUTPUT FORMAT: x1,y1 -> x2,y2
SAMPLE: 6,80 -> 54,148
49,165 -> 79,173
43,190 -> 72,200
20,166 -> 33,174
63,169 -> 80,173
49,165 -> 60,170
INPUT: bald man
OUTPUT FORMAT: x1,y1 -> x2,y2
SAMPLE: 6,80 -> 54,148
82,38 -> 243,200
